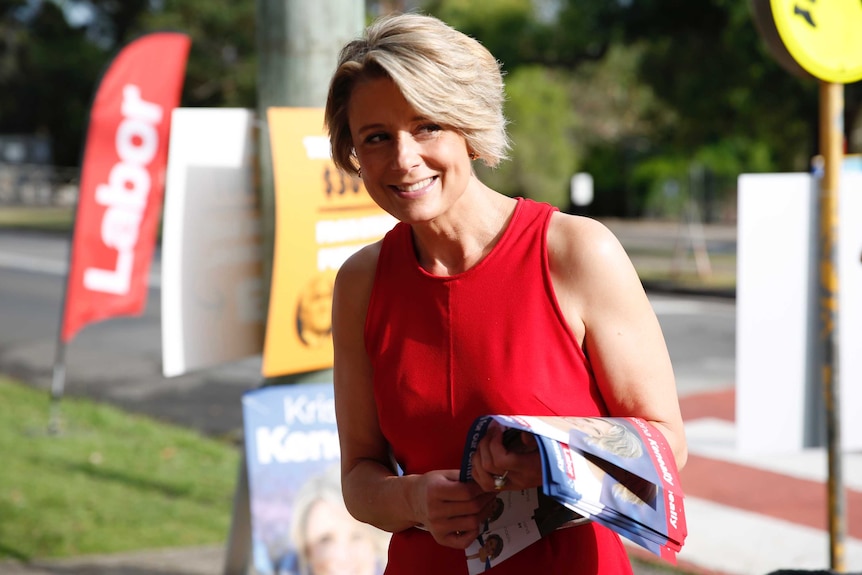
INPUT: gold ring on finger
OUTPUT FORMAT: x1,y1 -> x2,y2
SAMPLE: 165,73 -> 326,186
493,470 -> 509,490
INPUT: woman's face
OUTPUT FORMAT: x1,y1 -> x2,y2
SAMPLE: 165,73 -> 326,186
298,273 -> 335,335
347,76 -> 473,225
304,498 -> 379,575
485,536 -> 503,558
563,416 -> 615,438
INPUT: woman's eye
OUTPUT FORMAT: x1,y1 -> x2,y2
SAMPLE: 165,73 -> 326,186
365,132 -> 388,144
417,124 -> 442,137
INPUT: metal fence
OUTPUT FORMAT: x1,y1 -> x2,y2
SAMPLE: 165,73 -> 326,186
0,164 -> 79,207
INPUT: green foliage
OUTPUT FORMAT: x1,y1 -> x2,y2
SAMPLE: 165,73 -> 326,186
478,66 -> 578,207
137,0 -> 257,108
4,0 -> 858,215
0,376 -> 239,561
632,137 -> 767,221
425,0 -> 840,217
565,42 -> 675,216
0,2 -> 106,165
81,0 -> 152,47
580,143 -> 644,217
426,0 -> 623,70
630,155 -> 691,219
619,0 -> 820,172
0,0 -> 256,167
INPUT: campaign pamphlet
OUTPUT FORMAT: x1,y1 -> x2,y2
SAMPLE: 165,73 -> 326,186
459,415 -> 687,573
242,383 -> 390,575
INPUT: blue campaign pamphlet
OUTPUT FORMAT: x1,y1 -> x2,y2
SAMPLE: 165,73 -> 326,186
459,414 -> 687,570
242,383 -> 390,575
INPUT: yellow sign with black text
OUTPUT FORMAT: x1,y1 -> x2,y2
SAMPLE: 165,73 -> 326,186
770,0 -> 862,83
262,108 -> 396,377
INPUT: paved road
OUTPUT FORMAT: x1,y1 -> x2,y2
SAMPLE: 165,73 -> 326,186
0,226 -> 736,575
0,228 -> 735,440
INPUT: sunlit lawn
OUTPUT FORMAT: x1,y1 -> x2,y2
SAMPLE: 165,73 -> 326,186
0,207 -> 74,232
0,376 -> 240,561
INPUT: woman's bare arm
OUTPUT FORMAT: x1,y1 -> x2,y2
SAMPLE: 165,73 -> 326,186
547,213 -> 688,469
332,242 -> 494,544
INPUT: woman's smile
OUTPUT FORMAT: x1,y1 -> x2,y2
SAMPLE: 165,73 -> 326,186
392,176 -> 438,196
347,77 -> 474,224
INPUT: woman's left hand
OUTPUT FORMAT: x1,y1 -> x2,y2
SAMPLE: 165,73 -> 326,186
470,421 -> 543,493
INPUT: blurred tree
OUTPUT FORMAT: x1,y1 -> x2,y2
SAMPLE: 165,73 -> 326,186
137,0 -> 256,108
0,1 -> 30,123
567,42 -> 675,216
425,0 -> 852,218
5,0 -> 858,213
477,66 -> 578,208
0,0 -> 257,166
427,0 -> 627,208
0,0 -> 104,165
609,0 -> 862,218
618,0 -> 820,171
426,0 -> 663,213
426,0 -> 624,71
84,0 -> 151,47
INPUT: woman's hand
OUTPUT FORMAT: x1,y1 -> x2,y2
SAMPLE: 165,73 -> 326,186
470,421 -> 543,494
412,469 -> 498,549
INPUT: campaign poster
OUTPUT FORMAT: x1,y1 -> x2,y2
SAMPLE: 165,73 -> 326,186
242,383 -> 390,575
62,32 -> 190,342
262,108 -> 396,377
160,108 -> 264,377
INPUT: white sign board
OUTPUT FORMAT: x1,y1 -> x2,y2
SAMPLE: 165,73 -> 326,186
736,172 -> 862,452
570,172 -> 594,206
160,108 -> 264,377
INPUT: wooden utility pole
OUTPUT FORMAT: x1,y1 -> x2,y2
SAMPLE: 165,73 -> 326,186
223,3 -> 364,573
819,79 -> 845,571
750,1 -> 862,570
256,0 -> 364,328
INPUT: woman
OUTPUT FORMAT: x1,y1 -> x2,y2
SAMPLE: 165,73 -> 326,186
326,12 -> 687,574
286,464 -> 390,575
466,534 -> 505,569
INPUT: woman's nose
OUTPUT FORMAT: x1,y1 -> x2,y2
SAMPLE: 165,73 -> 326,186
392,133 -> 420,172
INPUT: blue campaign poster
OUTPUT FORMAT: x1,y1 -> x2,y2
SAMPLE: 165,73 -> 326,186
242,382 -> 390,575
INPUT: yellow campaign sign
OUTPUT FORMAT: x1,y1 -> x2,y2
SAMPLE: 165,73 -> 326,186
262,108 -> 396,377
770,0 -> 862,83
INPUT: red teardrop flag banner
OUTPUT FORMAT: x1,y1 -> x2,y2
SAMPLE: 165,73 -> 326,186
61,32 -> 191,343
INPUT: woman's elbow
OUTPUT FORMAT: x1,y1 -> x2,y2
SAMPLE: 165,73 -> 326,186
674,440 -> 688,471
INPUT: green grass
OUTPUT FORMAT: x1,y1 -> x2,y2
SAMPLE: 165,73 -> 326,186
628,251 -> 737,293
0,207 -> 74,232
0,376 -> 700,573
0,376 -> 240,561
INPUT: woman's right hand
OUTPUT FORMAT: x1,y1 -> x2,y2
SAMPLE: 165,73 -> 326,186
412,469 -> 498,549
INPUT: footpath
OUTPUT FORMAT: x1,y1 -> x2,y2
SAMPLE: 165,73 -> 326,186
3,386 -> 860,575
1,219 -> 861,575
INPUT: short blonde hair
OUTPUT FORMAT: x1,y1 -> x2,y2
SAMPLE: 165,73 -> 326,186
325,13 -> 510,175
289,464 -> 389,575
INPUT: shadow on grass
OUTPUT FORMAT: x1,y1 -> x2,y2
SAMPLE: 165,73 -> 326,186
26,453 -> 229,507
0,542 -> 31,561
1,560 -> 216,575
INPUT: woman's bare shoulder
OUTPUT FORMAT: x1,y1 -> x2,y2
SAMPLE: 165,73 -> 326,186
547,212 -> 627,269
338,240 -> 382,278
333,240 -> 383,312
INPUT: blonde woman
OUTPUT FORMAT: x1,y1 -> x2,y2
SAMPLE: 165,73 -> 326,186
287,465 -> 389,575
327,13 -> 686,574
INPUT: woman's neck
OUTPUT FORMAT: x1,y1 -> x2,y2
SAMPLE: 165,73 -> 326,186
411,187 -> 517,276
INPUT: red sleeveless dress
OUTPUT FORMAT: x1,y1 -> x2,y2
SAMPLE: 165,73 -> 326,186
365,198 -> 633,574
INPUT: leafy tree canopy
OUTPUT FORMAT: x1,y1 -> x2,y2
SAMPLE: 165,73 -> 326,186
3,0 -> 860,218
426,0 -> 858,216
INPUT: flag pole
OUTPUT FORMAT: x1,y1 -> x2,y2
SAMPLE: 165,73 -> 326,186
48,175 -> 79,436
48,336 -> 68,435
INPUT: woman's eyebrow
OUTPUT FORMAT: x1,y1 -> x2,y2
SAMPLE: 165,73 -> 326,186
355,122 -> 386,136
